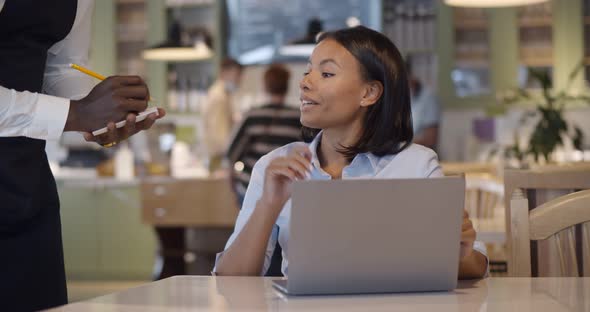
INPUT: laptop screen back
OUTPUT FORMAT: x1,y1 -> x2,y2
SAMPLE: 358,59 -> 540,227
285,177 -> 465,295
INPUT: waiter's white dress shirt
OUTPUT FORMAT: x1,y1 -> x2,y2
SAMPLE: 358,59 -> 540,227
0,0 -> 94,140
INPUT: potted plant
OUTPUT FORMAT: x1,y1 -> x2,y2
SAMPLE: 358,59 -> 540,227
498,63 -> 588,164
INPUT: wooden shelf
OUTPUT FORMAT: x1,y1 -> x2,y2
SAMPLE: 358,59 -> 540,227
117,38 -> 146,44
518,17 -> 552,28
520,57 -> 553,67
166,0 -> 213,8
455,49 -> 490,68
454,20 -> 487,30
456,50 -> 489,59
118,0 -> 144,5
455,59 -> 490,69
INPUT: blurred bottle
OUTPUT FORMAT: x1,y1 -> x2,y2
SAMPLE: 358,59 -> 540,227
167,70 -> 178,111
115,142 -> 135,181
177,73 -> 188,113
188,76 -> 199,113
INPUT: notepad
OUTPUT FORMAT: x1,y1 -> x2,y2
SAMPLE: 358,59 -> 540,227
92,107 -> 159,136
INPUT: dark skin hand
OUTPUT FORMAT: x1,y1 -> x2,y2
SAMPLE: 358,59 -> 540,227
64,75 -> 166,145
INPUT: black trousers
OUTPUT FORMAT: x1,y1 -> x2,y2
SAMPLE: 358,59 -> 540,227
0,201 -> 68,311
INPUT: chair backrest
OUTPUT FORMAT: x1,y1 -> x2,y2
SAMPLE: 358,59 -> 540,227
504,163 -> 590,276
504,163 -> 590,212
510,189 -> 590,277
465,173 -> 504,219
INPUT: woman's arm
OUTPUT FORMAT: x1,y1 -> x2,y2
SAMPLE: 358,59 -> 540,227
458,210 -> 488,279
216,144 -> 312,276
215,199 -> 282,276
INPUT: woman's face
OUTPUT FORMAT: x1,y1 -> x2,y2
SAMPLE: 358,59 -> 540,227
299,39 -> 371,131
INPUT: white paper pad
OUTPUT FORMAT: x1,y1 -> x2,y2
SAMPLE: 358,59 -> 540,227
92,107 -> 159,136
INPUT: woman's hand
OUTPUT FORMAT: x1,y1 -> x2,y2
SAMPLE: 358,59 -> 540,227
460,210 -> 476,259
259,144 -> 312,214
458,210 -> 488,279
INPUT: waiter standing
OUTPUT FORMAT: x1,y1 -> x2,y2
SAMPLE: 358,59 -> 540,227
0,0 -> 165,310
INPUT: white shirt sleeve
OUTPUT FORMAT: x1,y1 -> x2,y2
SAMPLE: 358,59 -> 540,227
0,0 -> 95,140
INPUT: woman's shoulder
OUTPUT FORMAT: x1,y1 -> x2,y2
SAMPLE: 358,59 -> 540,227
397,143 -> 438,159
377,143 -> 441,177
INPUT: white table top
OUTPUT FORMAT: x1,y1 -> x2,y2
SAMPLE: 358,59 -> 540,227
51,276 -> 590,311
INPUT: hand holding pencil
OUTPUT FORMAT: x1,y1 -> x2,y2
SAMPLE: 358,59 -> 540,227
64,63 -> 166,147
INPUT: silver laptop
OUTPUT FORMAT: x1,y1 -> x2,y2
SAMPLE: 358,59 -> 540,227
272,176 -> 465,295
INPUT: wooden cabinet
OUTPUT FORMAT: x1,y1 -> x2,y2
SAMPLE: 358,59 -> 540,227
140,177 -> 238,278
140,177 -> 237,226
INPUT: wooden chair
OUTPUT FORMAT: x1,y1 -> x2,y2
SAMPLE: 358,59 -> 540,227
465,173 -> 504,219
510,189 -> 590,277
465,173 -> 506,274
504,163 -> 590,276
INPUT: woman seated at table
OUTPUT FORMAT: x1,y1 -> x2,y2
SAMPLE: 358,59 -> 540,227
214,26 -> 488,279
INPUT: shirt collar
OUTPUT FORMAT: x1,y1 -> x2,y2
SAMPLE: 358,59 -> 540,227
307,131 -> 380,174
307,131 -> 323,170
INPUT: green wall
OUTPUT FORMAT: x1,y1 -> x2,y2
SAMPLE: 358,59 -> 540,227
89,0 -> 116,76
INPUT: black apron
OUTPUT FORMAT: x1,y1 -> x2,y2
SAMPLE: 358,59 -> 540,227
0,0 -> 77,310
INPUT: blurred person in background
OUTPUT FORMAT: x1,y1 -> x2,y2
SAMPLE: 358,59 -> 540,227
407,59 -> 439,150
202,58 -> 243,171
227,63 -> 301,205
292,18 -> 324,44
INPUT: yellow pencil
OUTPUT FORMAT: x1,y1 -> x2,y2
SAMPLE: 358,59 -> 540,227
69,63 -> 106,80
69,63 -> 156,102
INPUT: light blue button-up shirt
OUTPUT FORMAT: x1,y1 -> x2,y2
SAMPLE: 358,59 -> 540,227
216,132 -> 487,276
